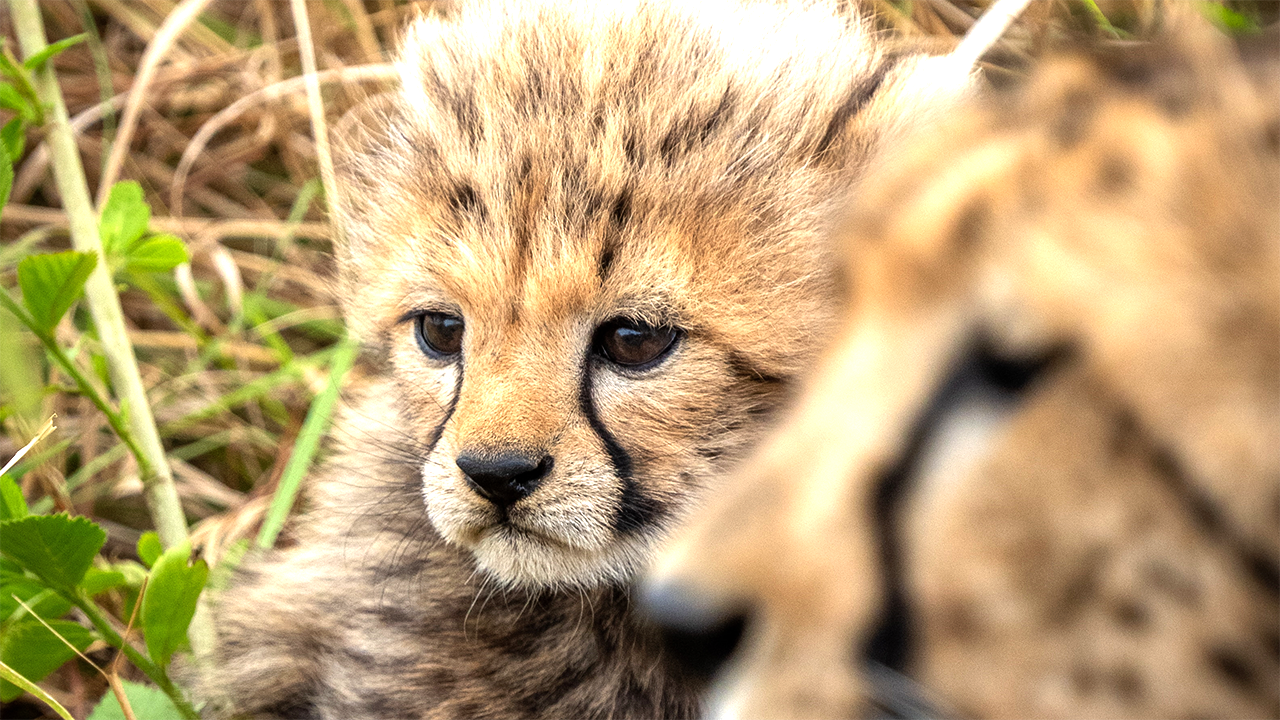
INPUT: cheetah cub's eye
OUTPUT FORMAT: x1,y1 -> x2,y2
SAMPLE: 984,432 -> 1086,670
415,311 -> 465,359
593,318 -> 680,369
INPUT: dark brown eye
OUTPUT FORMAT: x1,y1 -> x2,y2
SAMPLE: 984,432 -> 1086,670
593,318 -> 679,369
415,312 -> 464,359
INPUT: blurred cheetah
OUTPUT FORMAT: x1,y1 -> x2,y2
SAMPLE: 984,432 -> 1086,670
648,17 -> 1280,720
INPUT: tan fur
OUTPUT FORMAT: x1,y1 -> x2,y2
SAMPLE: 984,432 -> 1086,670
649,20 -> 1280,719
206,1 -> 969,717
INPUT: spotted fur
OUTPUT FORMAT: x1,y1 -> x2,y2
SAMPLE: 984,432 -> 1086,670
204,1 -> 970,717
648,19 -> 1280,720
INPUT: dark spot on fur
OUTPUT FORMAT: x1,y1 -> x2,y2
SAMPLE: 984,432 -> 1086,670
372,603 -> 420,628
521,65 -> 548,115
1112,666 -> 1145,701
815,60 -> 892,159
448,182 -> 487,220
657,88 -> 738,165
1050,548 -> 1106,625
540,662 -> 596,708
610,187 -> 632,230
1243,547 -> 1280,596
1071,664 -> 1098,695
623,130 -> 644,167
1109,410 -> 1140,459
1261,628 -> 1280,661
1052,89 -> 1097,150
258,695 -> 318,720
599,244 -> 616,282
939,602 -> 980,641
1207,645 -> 1258,689
1096,153 -> 1136,195
703,86 -> 737,140
1143,560 -> 1202,606
451,93 -> 483,147
591,106 -> 607,136
1111,599 -> 1150,631
1263,118 -> 1280,156
425,667 -> 456,694
950,196 -> 991,254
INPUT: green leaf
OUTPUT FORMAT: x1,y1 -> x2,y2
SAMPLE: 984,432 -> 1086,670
0,474 -> 28,520
0,660 -> 75,720
0,116 -> 23,159
0,513 -> 105,591
124,236 -> 189,273
16,251 -> 98,333
99,181 -> 149,257
0,618 -> 92,701
82,567 -> 127,596
21,35 -> 88,72
88,679 -> 185,720
0,44 -> 24,84
136,531 -> 162,569
0,580 -> 73,624
0,83 -> 34,124
0,136 -> 12,215
141,540 -> 208,667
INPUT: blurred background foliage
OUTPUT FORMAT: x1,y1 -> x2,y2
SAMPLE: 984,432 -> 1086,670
0,0 -> 1274,717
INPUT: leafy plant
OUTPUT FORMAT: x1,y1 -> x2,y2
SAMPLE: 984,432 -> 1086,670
0,488 -> 202,718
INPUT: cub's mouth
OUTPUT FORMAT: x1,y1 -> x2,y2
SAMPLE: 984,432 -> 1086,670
422,459 -> 656,589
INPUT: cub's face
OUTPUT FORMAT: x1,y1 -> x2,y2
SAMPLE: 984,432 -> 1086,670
375,219 -> 811,589
330,0 -> 955,589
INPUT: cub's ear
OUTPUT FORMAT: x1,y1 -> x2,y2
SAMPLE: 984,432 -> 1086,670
810,52 -> 976,170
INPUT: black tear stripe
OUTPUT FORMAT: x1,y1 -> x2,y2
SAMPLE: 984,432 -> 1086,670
423,365 -> 466,459
860,338 -> 1066,679
578,360 -> 665,536
447,181 -> 488,222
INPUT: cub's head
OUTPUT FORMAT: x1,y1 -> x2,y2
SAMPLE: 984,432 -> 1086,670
332,0 -> 964,589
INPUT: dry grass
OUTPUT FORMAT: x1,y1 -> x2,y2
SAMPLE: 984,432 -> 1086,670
0,0 -> 1272,716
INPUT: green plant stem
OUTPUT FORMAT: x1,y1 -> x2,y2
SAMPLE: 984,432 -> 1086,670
8,0 -> 188,551
0,292 -> 147,469
70,592 -> 200,720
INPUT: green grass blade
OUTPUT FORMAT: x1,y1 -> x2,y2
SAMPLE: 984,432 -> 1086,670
0,659 -> 75,720
256,332 -> 359,549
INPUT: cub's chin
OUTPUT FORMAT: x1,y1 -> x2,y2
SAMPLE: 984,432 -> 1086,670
468,527 -> 655,590
422,481 -> 659,590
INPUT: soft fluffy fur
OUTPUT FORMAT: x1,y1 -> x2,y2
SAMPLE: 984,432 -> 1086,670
206,1 -> 967,717
648,19 -> 1280,719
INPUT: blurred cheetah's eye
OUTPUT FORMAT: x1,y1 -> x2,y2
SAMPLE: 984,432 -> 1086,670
415,312 -> 465,359
593,318 -> 680,369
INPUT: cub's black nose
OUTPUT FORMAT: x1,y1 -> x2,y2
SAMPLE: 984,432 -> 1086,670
456,452 -> 552,508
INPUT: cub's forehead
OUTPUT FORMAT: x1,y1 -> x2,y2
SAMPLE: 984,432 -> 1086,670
334,0 -> 878,337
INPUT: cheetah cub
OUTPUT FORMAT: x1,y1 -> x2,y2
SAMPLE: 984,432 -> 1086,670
648,18 -> 1280,720
207,1 -> 969,717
